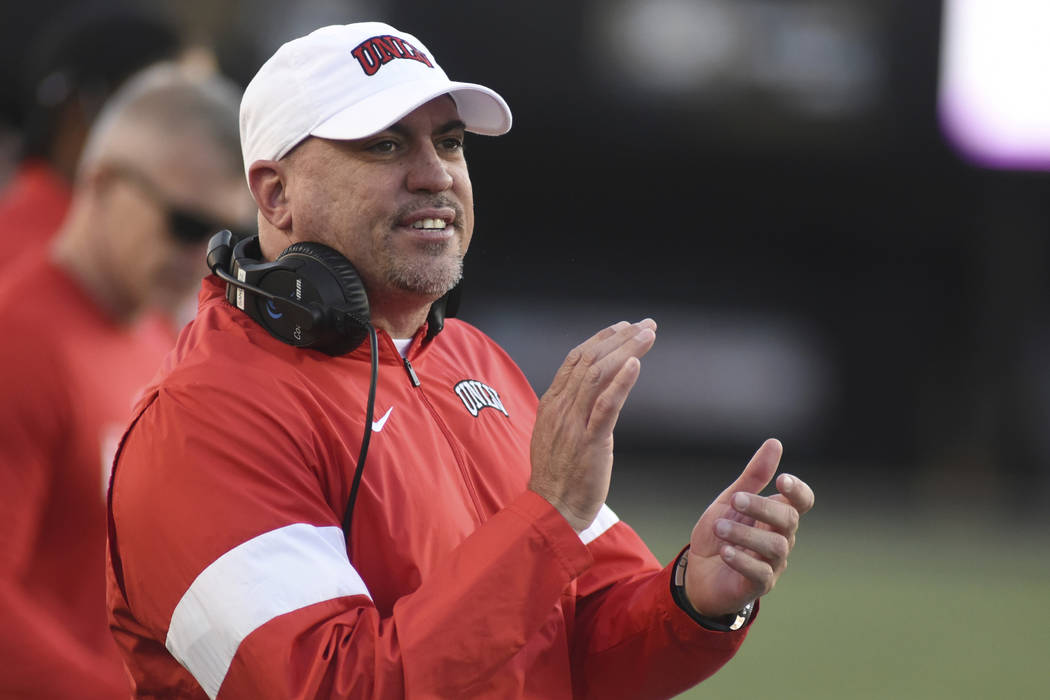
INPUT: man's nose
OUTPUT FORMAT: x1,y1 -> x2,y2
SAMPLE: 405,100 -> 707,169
405,145 -> 454,193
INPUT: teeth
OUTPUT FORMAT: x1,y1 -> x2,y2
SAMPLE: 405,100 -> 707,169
412,218 -> 446,230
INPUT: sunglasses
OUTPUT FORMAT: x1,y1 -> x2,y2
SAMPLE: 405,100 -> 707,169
105,163 -> 229,245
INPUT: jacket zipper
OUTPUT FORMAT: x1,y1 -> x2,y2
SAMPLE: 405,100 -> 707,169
402,358 -> 420,387
401,357 -> 485,521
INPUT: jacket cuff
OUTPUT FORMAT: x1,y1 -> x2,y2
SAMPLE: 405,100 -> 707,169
509,490 -> 593,580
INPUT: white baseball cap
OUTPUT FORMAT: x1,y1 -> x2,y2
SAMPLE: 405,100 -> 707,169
239,22 -> 513,179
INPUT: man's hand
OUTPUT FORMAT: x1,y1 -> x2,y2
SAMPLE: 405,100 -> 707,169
529,320 -> 657,531
684,439 -> 815,616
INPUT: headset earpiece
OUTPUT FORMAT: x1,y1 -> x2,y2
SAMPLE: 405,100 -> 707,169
209,232 -> 371,356
274,242 -> 371,354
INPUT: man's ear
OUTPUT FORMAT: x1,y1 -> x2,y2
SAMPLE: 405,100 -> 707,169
247,160 -> 292,231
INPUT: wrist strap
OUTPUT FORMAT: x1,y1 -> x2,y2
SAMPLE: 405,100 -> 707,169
670,547 -> 754,632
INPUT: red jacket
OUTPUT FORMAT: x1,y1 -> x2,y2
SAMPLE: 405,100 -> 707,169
0,160 -> 71,271
107,275 -> 751,699
0,254 -> 174,698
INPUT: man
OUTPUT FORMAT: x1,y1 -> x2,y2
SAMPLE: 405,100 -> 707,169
107,22 -> 814,699
0,64 -> 254,697
0,2 -> 182,268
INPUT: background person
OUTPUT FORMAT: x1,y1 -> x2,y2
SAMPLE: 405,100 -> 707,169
0,1 -> 183,269
0,63 -> 254,698
107,22 -> 814,698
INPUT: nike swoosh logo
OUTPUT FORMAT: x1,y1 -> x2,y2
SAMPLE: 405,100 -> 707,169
371,406 -> 394,432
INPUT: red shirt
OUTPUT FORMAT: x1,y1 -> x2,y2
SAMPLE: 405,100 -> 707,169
108,275 -> 750,699
0,253 -> 175,698
0,161 -> 72,269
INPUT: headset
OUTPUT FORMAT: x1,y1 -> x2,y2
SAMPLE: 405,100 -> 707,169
206,229 -> 457,545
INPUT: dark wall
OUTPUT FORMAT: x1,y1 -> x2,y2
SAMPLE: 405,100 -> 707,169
384,1 -> 1050,500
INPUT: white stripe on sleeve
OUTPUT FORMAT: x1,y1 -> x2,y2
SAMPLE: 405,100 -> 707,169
578,504 -> 619,545
165,523 -> 371,699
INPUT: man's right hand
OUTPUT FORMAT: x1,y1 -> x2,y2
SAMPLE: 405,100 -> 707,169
528,319 -> 657,531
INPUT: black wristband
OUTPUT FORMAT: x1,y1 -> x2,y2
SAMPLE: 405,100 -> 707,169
670,547 -> 754,632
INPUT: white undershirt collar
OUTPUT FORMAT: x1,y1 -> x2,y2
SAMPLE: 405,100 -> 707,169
391,338 -> 413,358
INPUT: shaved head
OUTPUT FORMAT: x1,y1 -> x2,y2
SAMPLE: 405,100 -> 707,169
55,62 -> 255,323
79,62 -> 242,182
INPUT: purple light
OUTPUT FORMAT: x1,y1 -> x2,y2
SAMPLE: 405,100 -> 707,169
938,0 -> 1050,171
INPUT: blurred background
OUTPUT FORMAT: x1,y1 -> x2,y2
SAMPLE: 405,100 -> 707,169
3,0 -> 1047,697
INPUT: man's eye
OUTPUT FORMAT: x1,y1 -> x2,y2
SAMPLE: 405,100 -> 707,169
440,137 -> 464,152
369,140 -> 398,153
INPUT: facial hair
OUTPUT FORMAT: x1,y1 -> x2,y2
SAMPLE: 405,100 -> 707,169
385,239 -> 464,296
384,197 -> 467,296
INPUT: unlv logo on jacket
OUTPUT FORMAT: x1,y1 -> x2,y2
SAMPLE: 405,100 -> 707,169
350,35 -> 434,76
454,379 -> 509,418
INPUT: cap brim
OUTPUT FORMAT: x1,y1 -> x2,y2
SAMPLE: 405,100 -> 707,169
310,78 -> 512,141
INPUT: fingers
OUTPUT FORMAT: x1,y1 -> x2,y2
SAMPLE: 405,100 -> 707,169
529,319 -> 657,532
776,473 -> 815,515
545,319 -> 656,410
544,319 -> 656,399
715,515 -> 789,564
712,493 -> 794,597
716,471 -> 813,578
686,441 -> 814,610
544,321 -> 628,397
717,546 -> 776,594
586,356 -> 642,437
730,491 -> 798,534
574,323 -> 654,436
725,438 -> 783,497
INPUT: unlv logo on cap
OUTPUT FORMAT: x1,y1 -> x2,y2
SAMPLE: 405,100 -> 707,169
351,35 -> 434,76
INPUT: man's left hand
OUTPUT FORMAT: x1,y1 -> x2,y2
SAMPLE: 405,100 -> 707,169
684,438 -> 815,617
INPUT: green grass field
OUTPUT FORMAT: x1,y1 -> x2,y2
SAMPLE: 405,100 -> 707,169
607,456 -> 1050,700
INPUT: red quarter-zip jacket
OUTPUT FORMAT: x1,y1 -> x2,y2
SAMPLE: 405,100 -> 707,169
107,275 -> 751,699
